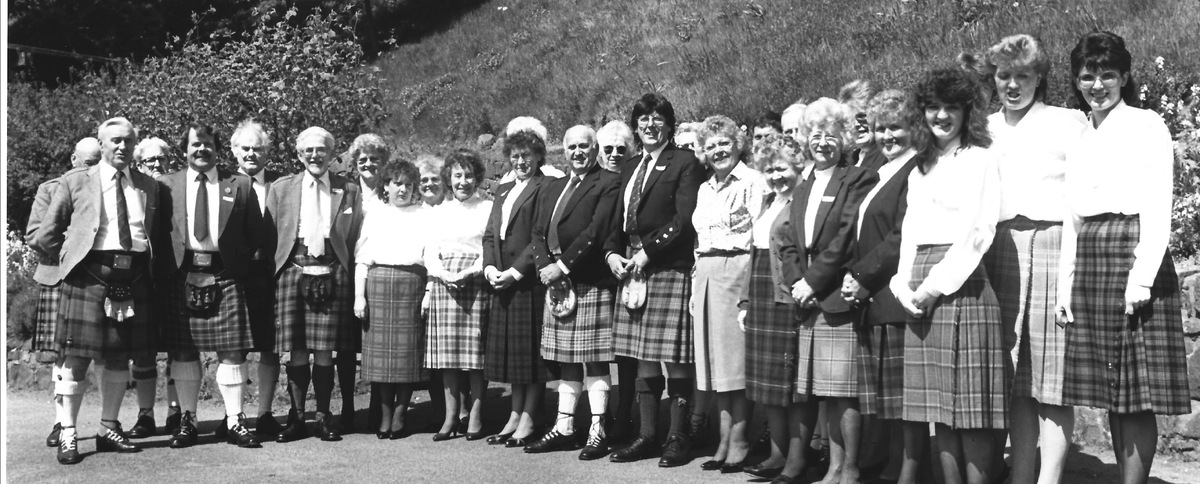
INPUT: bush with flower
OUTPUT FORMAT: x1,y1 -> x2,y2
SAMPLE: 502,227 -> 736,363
1138,57 -> 1200,260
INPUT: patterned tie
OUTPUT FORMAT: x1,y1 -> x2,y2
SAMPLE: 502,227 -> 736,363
303,177 -> 326,257
624,153 -> 652,235
114,171 -> 133,251
194,171 -> 210,242
547,174 -> 581,254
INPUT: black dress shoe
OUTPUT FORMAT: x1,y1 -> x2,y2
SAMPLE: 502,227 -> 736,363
486,432 -> 513,445
255,411 -> 282,435
276,409 -> 309,443
376,430 -> 390,439
524,429 -> 577,453
609,436 -> 658,463
744,463 -> 785,479
578,431 -> 609,461
164,406 -> 182,436
700,459 -> 725,470
339,411 -> 356,434
127,412 -> 156,438
96,424 -> 141,453
214,416 -> 228,438
315,412 -> 342,442
170,413 -> 199,449
46,423 -> 62,448
57,432 -> 81,465
658,433 -> 692,468
720,461 -> 746,473
504,436 -> 532,448
226,418 -> 262,448
770,474 -> 802,484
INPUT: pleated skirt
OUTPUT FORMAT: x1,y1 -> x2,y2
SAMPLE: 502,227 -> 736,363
745,249 -> 798,406
796,310 -> 858,398
32,283 -> 62,352
856,323 -> 905,419
485,284 -> 548,384
424,252 -> 488,370
362,265 -> 428,383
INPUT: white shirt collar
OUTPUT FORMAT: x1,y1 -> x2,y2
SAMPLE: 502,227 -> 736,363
187,166 -> 218,182
239,168 -> 266,184
302,170 -> 331,187
643,143 -> 668,164
99,160 -> 133,182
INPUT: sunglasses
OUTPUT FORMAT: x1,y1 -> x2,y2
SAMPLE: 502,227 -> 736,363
601,145 -> 627,156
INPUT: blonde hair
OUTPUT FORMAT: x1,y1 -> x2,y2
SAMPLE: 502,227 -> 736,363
798,97 -> 855,150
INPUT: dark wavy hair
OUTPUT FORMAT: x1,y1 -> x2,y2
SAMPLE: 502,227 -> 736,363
1069,31 -> 1140,112
440,148 -> 487,192
178,121 -> 222,155
910,68 -> 992,172
501,130 -> 546,168
628,93 -> 677,145
379,159 -> 419,186
752,110 -> 782,132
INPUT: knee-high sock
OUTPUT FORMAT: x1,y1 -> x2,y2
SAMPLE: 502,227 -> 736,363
286,364 -> 311,413
257,353 -> 280,415
312,364 -> 335,414
54,369 -> 87,428
336,352 -> 356,413
636,376 -> 665,439
585,375 -> 611,430
666,378 -> 694,438
100,368 -> 130,424
170,360 -> 203,415
555,380 -> 583,434
216,363 -> 246,424
131,364 -> 157,413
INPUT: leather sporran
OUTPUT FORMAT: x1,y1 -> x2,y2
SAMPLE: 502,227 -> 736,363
300,265 -> 335,306
185,272 -> 220,312
546,278 -> 577,319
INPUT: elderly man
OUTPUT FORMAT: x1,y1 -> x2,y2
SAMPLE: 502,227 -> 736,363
134,137 -> 171,178
523,125 -> 622,459
265,127 -> 364,443
34,118 -> 161,465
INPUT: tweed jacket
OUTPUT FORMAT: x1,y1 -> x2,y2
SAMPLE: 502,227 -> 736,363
264,171 -> 363,276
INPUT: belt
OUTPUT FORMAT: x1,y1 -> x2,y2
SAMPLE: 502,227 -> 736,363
183,250 -> 224,273
696,249 -> 750,258
1083,212 -> 1136,223
374,263 -> 427,275
84,250 -> 148,269
1000,215 -> 1062,231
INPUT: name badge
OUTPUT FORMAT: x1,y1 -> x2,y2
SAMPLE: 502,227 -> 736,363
821,196 -> 836,202
113,254 -> 133,270
192,252 -> 213,267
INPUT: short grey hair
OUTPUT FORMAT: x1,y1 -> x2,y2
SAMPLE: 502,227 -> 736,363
349,133 -> 390,161
231,119 -> 271,147
596,120 -> 635,149
97,117 -> 135,138
562,125 -> 596,148
133,137 -> 171,161
295,126 -> 335,149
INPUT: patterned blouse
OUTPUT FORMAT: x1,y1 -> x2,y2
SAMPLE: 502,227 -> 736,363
693,162 -> 770,255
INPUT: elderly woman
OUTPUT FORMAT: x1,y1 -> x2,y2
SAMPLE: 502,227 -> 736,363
597,120 -> 636,174
889,68 -> 1005,484
423,148 -> 492,441
482,126 -> 555,446
777,98 -> 878,484
675,121 -> 702,154
838,80 -> 882,168
841,90 -> 929,484
416,154 -> 446,207
1057,31 -> 1189,484
353,160 -> 429,439
133,137 -> 171,178
980,34 -> 1089,484
349,134 -> 389,211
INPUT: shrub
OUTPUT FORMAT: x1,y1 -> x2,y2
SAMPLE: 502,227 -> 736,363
1139,57 -> 1200,259
6,228 -> 40,350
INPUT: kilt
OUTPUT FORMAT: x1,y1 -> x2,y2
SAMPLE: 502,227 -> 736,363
612,267 -> 693,364
795,310 -> 857,398
55,255 -> 154,360
485,284 -> 548,384
32,284 -> 62,352
1063,214 -> 1189,415
541,282 -> 615,363
745,249 -> 798,406
425,252 -> 488,370
245,259 -> 276,353
985,217 -> 1066,405
160,269 -> 252,352
856,323 -> 905,419
902,244 -> 1007,429
692,253 -> 750,392
275,245 -> 358,353
362,265 -> 428,383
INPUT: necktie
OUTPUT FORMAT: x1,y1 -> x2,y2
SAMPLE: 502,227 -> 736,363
624,153 -> 652,234
194,171 -> 210,242
115,171 -> 132,251
304,177 -> 326,257
547,175 -> 581,254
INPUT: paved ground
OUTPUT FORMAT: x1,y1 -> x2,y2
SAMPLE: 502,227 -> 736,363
4,388 -> 1195,483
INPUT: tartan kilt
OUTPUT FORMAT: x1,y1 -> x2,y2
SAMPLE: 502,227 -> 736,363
745,249 -> 798,406
55,263 -> 154,360
275,251 -> 358,353
541,282 -> 615,363
795,310 -> 858,398
856,323 -> 905,419
245,259 -> 276,353
425,252 -> 488,370
985,218 -> 1066,405
612,267 -> 693,364
32,284 -> 62,352
362,265 -> 428,383
1063,214 -> 1189,415
692,254 -> 749,392
159,271 -> 252,352
902,245 -> 1007,429
485,284 -> 548,384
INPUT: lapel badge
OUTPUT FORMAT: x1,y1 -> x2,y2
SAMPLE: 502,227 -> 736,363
224,187 -> 232,194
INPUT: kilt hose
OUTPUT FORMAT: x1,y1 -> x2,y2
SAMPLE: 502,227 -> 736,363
245,259 -> 276,353
692,253 -> 750,392
985,217 -> 1066,405
856,323 -> 905,419
1063,214 -> 1190,415
424,252 -> 488,370
159,270 -> 252,352
541,282 -> 615,363
612,267 -> 694,364
795,310 -> 858,398
485,284 -> 549,384
362,265 -> 428,384
902,244 -> 1007,429
275,248 -> 358,353
55,253 -> 154,360
32,283 -> 63,352
745,249 -> 798,406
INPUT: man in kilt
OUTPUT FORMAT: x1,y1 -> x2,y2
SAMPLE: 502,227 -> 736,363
154,122 -> 265,448
264,127 -> 364,443
603,94 -> 704,467
33,118 -> 162,465
524,125 -> 623,459
28,137 -> 101,449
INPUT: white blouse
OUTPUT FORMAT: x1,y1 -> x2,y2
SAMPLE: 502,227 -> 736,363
803,166 -> 834,249
752,192 -> 791,250
1062,100 -> 1175,289
693,162 -> 768,254
355,204 -> 427,266
891,144 -> 1000,297
422,196 -> 493,276
988,103 -> 1089,223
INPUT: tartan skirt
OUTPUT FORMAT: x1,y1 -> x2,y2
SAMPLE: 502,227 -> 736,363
245,260 -> 276,353
612,267 -> 694,364
745,249 -> 798,406
541,282 -> 615,363
160,271 -> 252,352
485,284 -> 548,384
424,252 -> 488,370
985,217 -> 1066,405
1063,214 -> 1189,415
902,245 -> 1007,429
362,265 -> 428,383
796,310 -> 858,398
32,284 -> 62,352
856,323 -> 906,419
55,260 -> 154,360
275,248 -> 358,353
692,253 -> 750,392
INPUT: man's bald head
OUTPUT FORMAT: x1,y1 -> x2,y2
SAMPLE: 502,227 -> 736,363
71,137 -> 102,168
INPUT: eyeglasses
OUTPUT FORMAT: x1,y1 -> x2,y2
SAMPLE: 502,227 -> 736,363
141,156 -> 166,165
636,115 -> 667,127
601,145 -> 627,156
677,143 -> 695,151
1076,71 -> 1123,88
807,131 -> 840,144
300,146 -> 329,156
703,139 -> 734,152
510,152 -> 538,163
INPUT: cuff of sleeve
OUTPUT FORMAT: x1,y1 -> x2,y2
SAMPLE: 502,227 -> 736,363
505,267 -> 523,281
556,260 -> 571,275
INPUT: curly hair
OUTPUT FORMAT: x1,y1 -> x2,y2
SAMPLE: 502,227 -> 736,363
911,68 -> 993,154
867,89 -> 929,154
502,130 -> 546,168
230,119 -> 271,148
697,115 -> 743,154
178,121 -> 222,154
349,133 -> 390,164
379,159 -> 419,187
838,80 -> 879,116
986,34 -> 1051,102
798,97 -> 855,164
1069,30 -> 1140,112
441,148 -> 487,192
751,132 -> 803,173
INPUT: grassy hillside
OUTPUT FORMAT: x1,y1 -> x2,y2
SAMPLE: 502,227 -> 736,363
376,0 -> 1200,150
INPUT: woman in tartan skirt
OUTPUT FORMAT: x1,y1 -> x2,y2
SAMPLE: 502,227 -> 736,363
1057,32 -> 1190,484
889,69 -> 1006,484
423,149 -> 493,440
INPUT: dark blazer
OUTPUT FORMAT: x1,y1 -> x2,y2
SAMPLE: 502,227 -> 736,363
779,163 -> 878,313
155,168 -> 264,280
483,172 -> 549,290
264,171 -> 363,276
858,148 -> 888,172
34,163 -> 162,283
602,144 -> 704,271
530,164 -> 621,287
